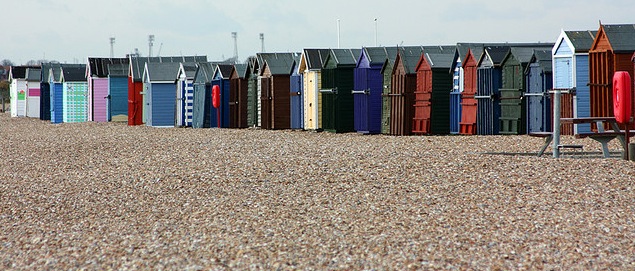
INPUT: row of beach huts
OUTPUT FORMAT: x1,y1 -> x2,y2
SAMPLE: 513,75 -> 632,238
7,23 -> 635,136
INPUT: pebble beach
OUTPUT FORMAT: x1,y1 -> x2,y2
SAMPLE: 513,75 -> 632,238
1,112 -> 634,270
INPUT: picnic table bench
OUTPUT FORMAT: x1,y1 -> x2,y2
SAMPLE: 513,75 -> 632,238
529,117 -> 634,158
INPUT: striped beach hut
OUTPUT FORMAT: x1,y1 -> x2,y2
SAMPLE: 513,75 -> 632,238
298,49 -> 330,131
413,45 -> 456,135
552,30 -> 596,135
9,66 -> 28,117
61,65 -> 89,123
176,62 -> 197,127
354,46 -> 399,134
128,56 -> 207,126
525,50 -> 553,133
212,64 -> 234,128
320,49 -> 361,133
192,62 -> 216,128
26,67 -> 42,118
230,63 -> 249,128
86,58 -> 128,122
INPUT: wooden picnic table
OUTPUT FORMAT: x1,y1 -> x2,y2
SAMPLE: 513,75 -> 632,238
530,117 -> 633,158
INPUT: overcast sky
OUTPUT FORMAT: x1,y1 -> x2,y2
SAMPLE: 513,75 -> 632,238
3,0 -> 635,64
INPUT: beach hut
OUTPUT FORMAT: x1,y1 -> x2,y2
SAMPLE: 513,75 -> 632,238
229,63 -> 249,128
476,46 -> 510,135
49,66 -> 64,123
552,30 -> 596,135
143,62 -> 181,127
86,58 -> 128,122
39,63 -> 54,120
388,46 -> 425,136
320,49 -> 361,133
258,52 -> 298,130
458,45 -> 488,135
413,45 -> 456,135
298,49 -> 330,131
380,48 -> 413,134
290,55 -> 304,130
211,64 -> 234,128
9,66 -> 28,117
192,62 -> 215,128
128,56 -> 207,126
525,50 -> 553,133
499,44 -> 554,135
26,67 -> 42,118
588,24 -> 635,128
245,56 -> 260,127
61,65 -> 89,123
107,62 -> 130,122
176,62 -> 197,127
354,47 -> 399,134
450,44 -> 487,134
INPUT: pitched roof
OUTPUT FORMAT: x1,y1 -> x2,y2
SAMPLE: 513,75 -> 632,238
194,62 -> 217,84
424,53 -> 455,69
327,48 -> 361,67
258,52 -> 299,75
302,49 -> 331,70
144,62 -> 181,82
108,63 -> 129,77
564,30 -> 597,53
130,55 -> 208,81
398,46 -> 425,74
62,65 -> 87,82
529,49 -> 553,73
178,62 -> 198,79
601,24 -> 635,52
360,47 -> 400,66
87,57 -> 129,77
9,66 -> 28,79
215,64 -> 234,79
26,68 -> 41,81
232,63 -> 248,78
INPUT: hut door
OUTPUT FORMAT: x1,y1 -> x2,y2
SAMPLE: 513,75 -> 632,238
229,78 -> 239,128
353,68 -> 369,132
290,74 -> 303,129
526,63 -> 549,133
321,69 -> 336,131
260,77 -> 272,129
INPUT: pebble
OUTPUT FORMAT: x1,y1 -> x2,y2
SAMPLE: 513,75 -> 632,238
1,112 -> 635,269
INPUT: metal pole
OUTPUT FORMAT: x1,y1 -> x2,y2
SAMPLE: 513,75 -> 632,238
337,19 -> 341,49
374,18 -> 378,47
552,89 -> 561,158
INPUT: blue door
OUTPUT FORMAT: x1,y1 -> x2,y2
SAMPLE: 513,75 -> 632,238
290,73 -> 303,129
353,67 -> 369,133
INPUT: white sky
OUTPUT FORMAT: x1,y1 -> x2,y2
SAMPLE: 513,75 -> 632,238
3,0 -> 635,64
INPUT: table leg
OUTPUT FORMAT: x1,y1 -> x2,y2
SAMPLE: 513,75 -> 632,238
538,135 -> 552,157
591,136 -> 615,158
